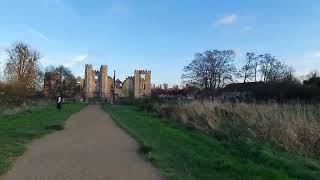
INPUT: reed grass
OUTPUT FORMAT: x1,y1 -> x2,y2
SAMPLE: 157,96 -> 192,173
153,101 -> 320,155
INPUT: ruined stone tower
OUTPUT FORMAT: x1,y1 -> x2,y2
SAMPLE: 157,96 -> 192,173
84,64 -> 95,98
84,64 -> 109,99
134,70 -> 151,98
99,65 -> 109,98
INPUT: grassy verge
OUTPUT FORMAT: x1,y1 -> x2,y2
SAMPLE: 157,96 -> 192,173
0,103 -> 86,175
103,104 -> 320,180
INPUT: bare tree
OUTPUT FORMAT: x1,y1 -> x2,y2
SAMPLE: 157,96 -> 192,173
183,50 -> 236,99
5,42 -> 41,91
44,65 -> 77,97
0,55 -> 3,82
259,54 -> 272,82
163,83 -> 168,90
239,52 -> 256,83
259,54 -> 288,82
254,55 -> 263,82
182,53 -> 210,89
304,70 -> 320,87
215,50 -> 237,88
282,66 -> 296,82
306,70 -> 320,79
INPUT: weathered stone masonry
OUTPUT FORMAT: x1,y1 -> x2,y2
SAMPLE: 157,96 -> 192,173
83,64 -> 151,100
134,70 -> 151,98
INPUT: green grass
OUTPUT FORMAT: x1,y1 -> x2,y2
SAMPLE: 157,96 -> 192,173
0,103 -> 86,175
103,104 -> 320,180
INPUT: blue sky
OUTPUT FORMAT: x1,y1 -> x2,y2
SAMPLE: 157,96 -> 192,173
0,0 -> 320,86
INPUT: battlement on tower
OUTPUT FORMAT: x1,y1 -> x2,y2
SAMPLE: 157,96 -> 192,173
100,65 -> 108,69
134,70 -> 151,98
123,76 -> 134,82
85,64 -> 93,68
134,70 -> 151,74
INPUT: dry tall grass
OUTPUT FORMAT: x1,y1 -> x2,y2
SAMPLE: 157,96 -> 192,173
153,101 -> 320,155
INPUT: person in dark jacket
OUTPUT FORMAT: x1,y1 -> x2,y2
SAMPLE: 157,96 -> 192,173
56,95 -> 62,110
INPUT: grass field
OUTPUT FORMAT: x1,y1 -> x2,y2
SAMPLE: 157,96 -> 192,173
103,104 -> 320,180
0,103 -> 86,175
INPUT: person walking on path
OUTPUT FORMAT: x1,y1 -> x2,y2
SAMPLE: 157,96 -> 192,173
56,94 -> 62,110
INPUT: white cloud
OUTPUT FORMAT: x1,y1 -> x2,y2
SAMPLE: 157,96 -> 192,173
28,28 -> 49,41
111,2 -> 129,14
242,26 -> 253,32
217,14 -> 238,25
64,54 -> 88,67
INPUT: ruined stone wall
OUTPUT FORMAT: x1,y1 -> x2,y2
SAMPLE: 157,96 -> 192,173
115,87 -> 123,97
145,71 -> 151,96
107,77 -> 123,97
107,76 -> 113,98
122,76 -> 134,97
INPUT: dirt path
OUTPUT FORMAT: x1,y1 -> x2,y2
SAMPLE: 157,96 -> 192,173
3,105 -> 163,180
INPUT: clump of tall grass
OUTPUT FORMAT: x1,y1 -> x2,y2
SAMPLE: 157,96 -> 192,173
0,104 -> 37,117
153,101 -> 320,155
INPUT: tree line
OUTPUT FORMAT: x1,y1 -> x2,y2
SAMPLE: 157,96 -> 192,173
182,49 -> 320,101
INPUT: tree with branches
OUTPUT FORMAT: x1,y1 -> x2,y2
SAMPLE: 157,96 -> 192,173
259,54 -> 289,82
5,42 -> 41,95
182,50 -> 236,99
44,65 -> 77,97
239,52 -> 256,83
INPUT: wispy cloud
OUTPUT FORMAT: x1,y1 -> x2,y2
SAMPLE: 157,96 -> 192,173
64,54 -> 89,67
111,2 -> 129,15
41,54 -> 89,68
28,28 -> 49,41
214,14 -> 256,32
216,14 -> 238,25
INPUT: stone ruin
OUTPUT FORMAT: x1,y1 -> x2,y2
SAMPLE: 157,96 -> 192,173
83,64 -> 151,100
134,70 -> 152,98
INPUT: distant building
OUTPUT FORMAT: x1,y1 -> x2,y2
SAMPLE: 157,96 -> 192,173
221,82 -> 264,101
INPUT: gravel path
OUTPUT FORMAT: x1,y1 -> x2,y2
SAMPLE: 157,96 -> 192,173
3,105 -> 163,180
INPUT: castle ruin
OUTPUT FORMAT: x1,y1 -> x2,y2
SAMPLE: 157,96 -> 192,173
83,64 -> 151,100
